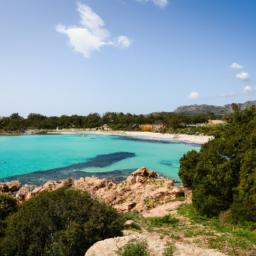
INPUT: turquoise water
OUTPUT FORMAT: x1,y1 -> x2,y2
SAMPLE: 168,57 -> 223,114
0,134 -> 199,183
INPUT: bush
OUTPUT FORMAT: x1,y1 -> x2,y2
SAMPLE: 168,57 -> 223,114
0,188 -> 124,256
179,107 -> 256,221
179,150 -> 199,188
117,240 -> 149,256
232,149 -> 256,222
0,193 -> 17,219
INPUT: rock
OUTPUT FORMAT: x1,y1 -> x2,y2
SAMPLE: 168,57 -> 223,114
185,189 -> 192,203
127,202 -> 136,211
142,201 -> 186,218
174,242 -> 226,256
0,180 -> 21,193
124,220 -> 136,226
2,167 -> 183,215
131,167 -> 158,179
16,184 -> 35,202
30,178 -> 73,197
85,231 -> 227,256
85,231 -> 170,256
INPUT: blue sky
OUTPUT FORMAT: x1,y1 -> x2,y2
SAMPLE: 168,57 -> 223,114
0,0 -> 255,116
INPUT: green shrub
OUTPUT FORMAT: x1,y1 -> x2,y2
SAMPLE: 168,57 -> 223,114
0,193 -> 17,219
179,150 -> 199,188
232,149 -> 256,222
179,107 -> 256,220
117,240 -> 149,256
0,188 -> 124,256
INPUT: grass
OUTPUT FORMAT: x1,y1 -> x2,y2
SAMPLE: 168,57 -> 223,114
163,242 -> 174,256
123,205 -> 256,255
117,240 -> 150,256
177,204 -> 256,255
148,215 -> 179,228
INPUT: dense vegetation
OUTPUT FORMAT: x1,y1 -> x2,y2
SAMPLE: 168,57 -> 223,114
179,106 -> 256,223
0,193 -> 17,220
0,189 -> 124,256
0,112 -> 223,133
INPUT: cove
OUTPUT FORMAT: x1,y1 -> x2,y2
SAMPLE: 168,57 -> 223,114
0,134 -> 199,184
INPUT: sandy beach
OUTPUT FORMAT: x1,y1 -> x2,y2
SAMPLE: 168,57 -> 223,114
48,130 -> 213,145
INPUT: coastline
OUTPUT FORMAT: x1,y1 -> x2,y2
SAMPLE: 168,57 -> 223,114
47,130 -> 213,145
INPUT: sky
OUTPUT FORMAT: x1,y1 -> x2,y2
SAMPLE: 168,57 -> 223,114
0,0 -> 256,116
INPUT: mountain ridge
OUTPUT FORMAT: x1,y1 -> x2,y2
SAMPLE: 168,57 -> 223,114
175,100 -> 256,115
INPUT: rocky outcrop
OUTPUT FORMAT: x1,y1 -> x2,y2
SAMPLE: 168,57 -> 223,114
85,231 -> 170,256
0,180 -> 21,193
71,167 -> 188,213
1,167 -> 191,213
85,231 -> 226,256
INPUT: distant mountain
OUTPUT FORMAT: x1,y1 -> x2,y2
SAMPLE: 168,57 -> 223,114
175,100 -> 256,115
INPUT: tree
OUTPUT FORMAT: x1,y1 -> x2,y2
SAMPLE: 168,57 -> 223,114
232,149 -> 256,222
179,107 -> 256,221
179,150 -> 199,188
0,193 -> 17,220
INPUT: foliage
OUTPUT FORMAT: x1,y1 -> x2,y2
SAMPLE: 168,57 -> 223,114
0,193 -> 17,220
0,111 -> 225,134
117,240 -> 150,256
179,150 -> 200,187
179,106 -> 256,221
0,188 -> 124,256
232,149 -> 256,222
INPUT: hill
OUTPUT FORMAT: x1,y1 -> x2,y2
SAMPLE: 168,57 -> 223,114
175,100 -> 256,115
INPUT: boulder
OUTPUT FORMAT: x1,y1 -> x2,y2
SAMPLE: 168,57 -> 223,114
85,231 -> 170,256
131,167 -> 158,179
16,184 -> 35,202
0,180 -> 21,193
30,178 -> 73,197
85,231 -> 227,256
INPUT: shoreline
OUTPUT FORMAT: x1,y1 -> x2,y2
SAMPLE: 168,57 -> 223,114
0,129 -> 213,145
48,130 -> 213,145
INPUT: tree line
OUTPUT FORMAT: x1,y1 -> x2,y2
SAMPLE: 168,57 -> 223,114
0,112 -> 222,132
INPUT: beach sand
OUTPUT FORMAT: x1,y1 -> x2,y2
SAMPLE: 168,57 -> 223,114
48,130 -> 213,145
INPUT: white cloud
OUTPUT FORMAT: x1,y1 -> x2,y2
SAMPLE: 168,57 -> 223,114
243,85 -> 255,94
229,62 -> 243,69
137,0 -> 169,8
117,36 -> 132,48
188,91 -> 200,100
236,71 -> 250,81
56,3 -> 131,58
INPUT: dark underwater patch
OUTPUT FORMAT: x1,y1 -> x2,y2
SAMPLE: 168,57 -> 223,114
1,168 -> 137,185
160,160 -> 173,167
1,152 -> 136,185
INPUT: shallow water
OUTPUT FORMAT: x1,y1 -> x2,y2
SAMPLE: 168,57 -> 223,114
0,134 -> 199,184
